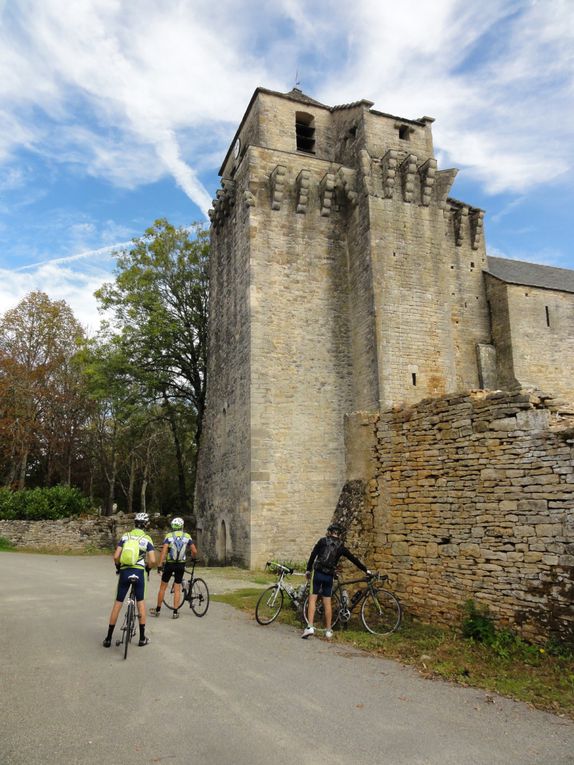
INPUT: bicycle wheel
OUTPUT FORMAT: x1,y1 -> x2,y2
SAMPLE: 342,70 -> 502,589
255,585 -> 284,625
124,600 -> 135,660
163,580 -> 187,611
190,578 -> 210,617
303,589 -> 341,629
361,589 -> 402,635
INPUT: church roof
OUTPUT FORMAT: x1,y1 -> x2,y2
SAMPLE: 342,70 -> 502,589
486,256 -> 574,294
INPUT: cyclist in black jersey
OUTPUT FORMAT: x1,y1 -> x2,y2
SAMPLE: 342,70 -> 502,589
302,523 -> 370,639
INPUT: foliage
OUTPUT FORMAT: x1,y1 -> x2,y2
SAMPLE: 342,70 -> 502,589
461,599 -> 497,644
94,219 -> 209,511
0,486 -> 93,520
0,291 -> 87,489
0,536 -> 15,551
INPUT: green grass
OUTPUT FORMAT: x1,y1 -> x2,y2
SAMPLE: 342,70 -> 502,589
213,587 -> 574,719
0,536 -> 15,551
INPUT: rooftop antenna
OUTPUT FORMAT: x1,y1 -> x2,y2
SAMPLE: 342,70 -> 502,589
295,70 -> 301,90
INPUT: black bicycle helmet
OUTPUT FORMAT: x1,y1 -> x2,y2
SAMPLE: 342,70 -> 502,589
327,523 -> 344,535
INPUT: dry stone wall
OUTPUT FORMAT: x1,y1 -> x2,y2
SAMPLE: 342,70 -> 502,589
344,389 -> 574,643
0,515 -> 182,553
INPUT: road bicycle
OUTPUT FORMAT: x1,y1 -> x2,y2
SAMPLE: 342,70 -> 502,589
116,574 -> 139,659
255,561 -> 308,625
304,572 -> 402,636
163,559 -> 210,616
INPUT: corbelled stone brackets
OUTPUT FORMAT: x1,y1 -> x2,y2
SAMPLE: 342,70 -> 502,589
359,149 -> 374,195
270,165 -> 288,210
208,179 -> 236,230
244,156 -> 258,208
418,158 -> 437,206
399,154 -> 418,202
320,172 -> 336,217
295,170 -> 311,214
469,209 -> 485,250
336,167 -> 358,208
381,150 -> 398,198
453,204 -> 468,246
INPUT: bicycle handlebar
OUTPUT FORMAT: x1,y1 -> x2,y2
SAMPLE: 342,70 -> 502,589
266,561 -> 294,575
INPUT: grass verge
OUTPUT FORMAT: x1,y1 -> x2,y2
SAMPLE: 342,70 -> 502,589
213,587 -> 574,719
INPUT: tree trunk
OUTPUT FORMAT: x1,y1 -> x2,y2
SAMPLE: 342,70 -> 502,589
127,456 -> 136,514
18,450 -> 28,490
106,450 -> 117,516
163,396 -> 187,513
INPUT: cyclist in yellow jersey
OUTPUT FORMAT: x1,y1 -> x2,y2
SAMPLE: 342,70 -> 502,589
102,512 -> 156,647
150,517 -> 197,619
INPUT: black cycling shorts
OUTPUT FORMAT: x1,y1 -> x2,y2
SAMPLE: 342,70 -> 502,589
161,561 -> 186,584
311,569 -> 334,597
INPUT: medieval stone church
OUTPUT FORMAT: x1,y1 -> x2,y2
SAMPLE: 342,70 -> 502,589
195,86 -> 574,573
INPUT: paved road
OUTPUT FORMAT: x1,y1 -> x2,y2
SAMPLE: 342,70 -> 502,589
1,553 -> 573,765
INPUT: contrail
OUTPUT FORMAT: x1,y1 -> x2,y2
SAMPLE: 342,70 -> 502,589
13,241 -> 133,272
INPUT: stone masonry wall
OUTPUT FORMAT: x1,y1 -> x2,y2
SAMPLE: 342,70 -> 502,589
344,390 -> 574,643
0,516 -> 117,550
0,516 -> 182,553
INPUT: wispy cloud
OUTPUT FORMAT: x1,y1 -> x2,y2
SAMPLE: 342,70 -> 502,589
0,0 -> 572,324
0,260 -> 113,332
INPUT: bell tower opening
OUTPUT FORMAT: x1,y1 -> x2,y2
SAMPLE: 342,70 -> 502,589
295,111 -> 315,154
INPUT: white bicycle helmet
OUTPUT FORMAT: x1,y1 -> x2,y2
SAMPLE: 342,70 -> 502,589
171,517 -> 184,530
134,512 -> 150,528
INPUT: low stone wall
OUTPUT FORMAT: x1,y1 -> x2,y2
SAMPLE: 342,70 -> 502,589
0,516 -> 117,551
343,389 -> 574,643
0,515 -> 184,552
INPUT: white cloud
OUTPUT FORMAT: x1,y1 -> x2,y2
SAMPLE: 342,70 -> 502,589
0,260 -> 112,333
0,0 -> 572,322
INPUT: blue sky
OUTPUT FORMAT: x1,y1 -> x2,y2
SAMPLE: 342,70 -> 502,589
0,0 -> 573,331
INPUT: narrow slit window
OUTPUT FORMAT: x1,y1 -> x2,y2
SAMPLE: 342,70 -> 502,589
398,125 -> 410,140
411,372 -> 417,386
295,111 -> 315,153
545,306 -> 550,327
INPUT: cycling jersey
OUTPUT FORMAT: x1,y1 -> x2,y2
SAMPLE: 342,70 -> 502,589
118,528 -> 154,569
163,530 -> 194,563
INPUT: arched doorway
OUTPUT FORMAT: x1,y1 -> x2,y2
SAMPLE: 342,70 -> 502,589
216,519 -> 227,564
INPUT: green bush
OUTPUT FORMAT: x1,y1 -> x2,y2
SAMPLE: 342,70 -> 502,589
462,599 -> 497,644
0,486 -> 93,520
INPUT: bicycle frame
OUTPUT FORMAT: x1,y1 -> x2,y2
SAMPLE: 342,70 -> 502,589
267,562 -> 307,608
116,576 -> 139,657
334,574 -> 384,622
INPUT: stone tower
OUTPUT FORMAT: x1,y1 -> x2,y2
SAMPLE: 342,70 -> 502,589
195,86 -> 494,566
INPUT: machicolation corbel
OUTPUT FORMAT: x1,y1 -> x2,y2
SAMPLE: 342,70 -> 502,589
270,165 -> 287,210
359,149 -> 374,195
469,209 -> 484,250
381,150 -> 398,198
244,157 -> 258,208
418,158 -> 437,206
336,167 -> 358,208
320,172 -> 336,217
296,170 -> 311,214
209,180 -> 236,230
400,154 -> 417,203
453,204 -> 469,247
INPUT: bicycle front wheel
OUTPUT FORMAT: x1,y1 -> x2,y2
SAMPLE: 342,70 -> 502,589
303,589 -> 341,629
163,580 -> 187,611
124,601 -> 135,660
361,589 -> 402,635
190,578 -> 210,617
255,585 -> 284,625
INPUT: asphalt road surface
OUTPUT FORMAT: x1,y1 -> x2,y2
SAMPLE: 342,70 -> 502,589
1,553 -> 573,765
